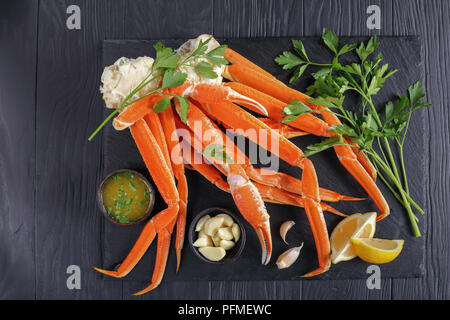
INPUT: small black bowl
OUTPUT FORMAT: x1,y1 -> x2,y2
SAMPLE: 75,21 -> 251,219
189,207 -> 246,264
97,169 -> 155,226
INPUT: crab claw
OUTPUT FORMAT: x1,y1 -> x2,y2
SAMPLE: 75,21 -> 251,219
227,164 -> 272,265
170,83 -> 269,116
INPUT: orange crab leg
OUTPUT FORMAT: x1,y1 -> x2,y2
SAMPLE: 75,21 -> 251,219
225,81 -> 378,182
175,114 -> 363,203
224,81 -> 377,181
113,92 -> 166,130
343,136 -> 378,182
133,228 -> 171,295
228,164 -> 273,264
169,82 -> 268,116
93,119 -> 179,294
223,65 -> 388,220
224,48 -> 277,80
256,118 -> 309,138
224,81 -> 331,137
174,100 -> 273,264
301,158 -> 331,277
158,105 -> 188,273
144,110 -> 173,176
180,139 -> 346,217
244,166 -> 365,203
197,100 -> 331,275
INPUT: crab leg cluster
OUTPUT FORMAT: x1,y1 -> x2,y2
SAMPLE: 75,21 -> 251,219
95,39 -> 390,294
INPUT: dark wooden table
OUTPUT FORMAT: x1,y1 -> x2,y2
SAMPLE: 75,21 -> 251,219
0,0 -> 448,300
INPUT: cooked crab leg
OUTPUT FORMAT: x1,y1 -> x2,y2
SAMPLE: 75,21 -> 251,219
224,81 -> 377,182
113,92 -> 166,131
244,166 -> 365,203
224,48 -> 277,80
158,105 -> 188,273
111,81 -> 269,133
256,118 -> 309,138
180,141 -> 346,217
174,109 -> 362,203
144,110 -> 173,176
169,82 -> 269,116
223,65 -> 388,220
224,81 -> 331,137
196,100 -> 331,276
174,99 -> 273,265
94,119 -> 179,294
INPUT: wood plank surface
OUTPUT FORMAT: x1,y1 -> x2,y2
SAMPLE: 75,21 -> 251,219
35,0 -> 127,299
392,0 -> 450,300
1,0 -> 448,300
0,0 -> 38,300
301,0 -> 394,300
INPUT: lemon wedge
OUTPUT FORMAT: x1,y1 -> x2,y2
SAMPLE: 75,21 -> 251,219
330,212 -> 377,264
350,238 -> 404,264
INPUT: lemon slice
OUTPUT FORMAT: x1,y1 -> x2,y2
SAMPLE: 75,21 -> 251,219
350,238 -> 404,264
330,212 -> 377,264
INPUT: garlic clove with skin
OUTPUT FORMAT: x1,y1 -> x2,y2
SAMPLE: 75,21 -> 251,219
276,243 -> 304,269
280,220 -> 296,244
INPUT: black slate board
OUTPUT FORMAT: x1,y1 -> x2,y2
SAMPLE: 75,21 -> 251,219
100,37 -> 425,282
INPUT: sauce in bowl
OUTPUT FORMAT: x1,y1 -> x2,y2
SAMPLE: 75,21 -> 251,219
98,170 -> 154,225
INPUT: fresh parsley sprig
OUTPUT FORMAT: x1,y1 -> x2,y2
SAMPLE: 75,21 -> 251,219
276,29 -> 431,236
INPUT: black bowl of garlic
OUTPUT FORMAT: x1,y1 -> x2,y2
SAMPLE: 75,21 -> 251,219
189,207 -> 246,264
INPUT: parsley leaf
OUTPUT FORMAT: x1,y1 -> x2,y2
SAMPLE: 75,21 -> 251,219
205,45 -> 229,66
322,28 -> 339,54
274,51 -> 305,70
202,144 -> 233,164
176,96 -> 190,123
194,61 -> 218,79
281,100 -> 313,123
153,95 -> 171,113
161,69 -> 188,89
304,136 -> 342,157
292,40 -> 309,61
153,42 -> 180,69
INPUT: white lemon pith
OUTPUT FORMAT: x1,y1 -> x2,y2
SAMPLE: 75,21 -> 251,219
330,212 -> 377,264
350,238 -> 404,264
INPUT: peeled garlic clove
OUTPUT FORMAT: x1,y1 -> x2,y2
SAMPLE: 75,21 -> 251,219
216,213 -> 234,227
198,230 -> 207,239
219,239 -> 235,250
231,223 -> 241,242
195,215 -> 211,232
276,243 -> 304,269
280,220 -> 295,244
193,237 -> 213,247
212,233 -> 222,247
204,216 -> 225,236
217,227 -> 234,241
199,246 -> 226,261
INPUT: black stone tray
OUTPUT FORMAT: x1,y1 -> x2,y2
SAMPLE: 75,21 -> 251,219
99,37 -> 425,282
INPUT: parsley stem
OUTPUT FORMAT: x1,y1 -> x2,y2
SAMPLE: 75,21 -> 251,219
88,109 -> 119,141
369,150 -> 421,236
399,144 -> 410,194
309,62 -> 332,67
